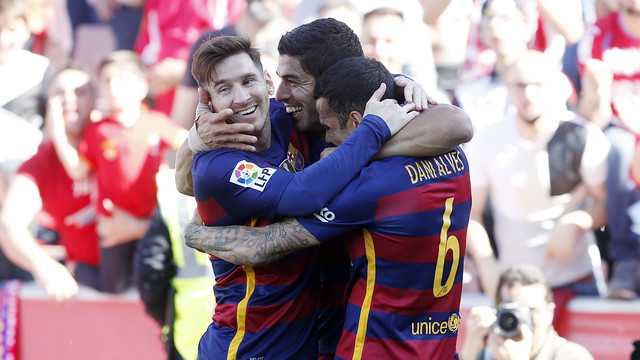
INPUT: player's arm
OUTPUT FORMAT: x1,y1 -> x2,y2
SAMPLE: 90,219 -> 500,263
374,76 -> 473,158
187,171 -> 370,265
273,84 -> 417,215
185,214 -> 319,266
193,85 -> 417,218
0,174 -> 78,302
175,140 -> 195,196
196,109 -> 406,218
189,78 -> 472,158
377,102 -> 473,158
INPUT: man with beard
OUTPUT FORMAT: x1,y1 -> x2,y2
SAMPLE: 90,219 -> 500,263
464,50 -> 610,311
176,18 -> 473,360
183,56 -> 472,359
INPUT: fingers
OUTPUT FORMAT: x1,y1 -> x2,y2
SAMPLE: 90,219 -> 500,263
195,87 -> 213,124
403,85 -> 414,106
198,87 -> 211,104
426,94 -> 438,107
369,83 -> 387,104
320,147 -> 337,159
401,102 -> 420,120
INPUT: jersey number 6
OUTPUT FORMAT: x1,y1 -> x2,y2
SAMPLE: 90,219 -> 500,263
433,197 -> 460,298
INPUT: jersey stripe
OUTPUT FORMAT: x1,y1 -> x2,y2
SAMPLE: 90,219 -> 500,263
352,229 -> 376,360
227,218 -> 259,360
227,265 -> 255,360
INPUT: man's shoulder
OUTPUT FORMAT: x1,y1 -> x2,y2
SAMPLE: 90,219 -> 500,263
554,338 -> 594,360
557,113 -> 607,143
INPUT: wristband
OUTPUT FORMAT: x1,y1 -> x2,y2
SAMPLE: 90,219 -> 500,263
187,124 -> 212,153
195,101 -> 211,125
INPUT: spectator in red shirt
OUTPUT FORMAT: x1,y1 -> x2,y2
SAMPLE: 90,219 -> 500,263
0,65 -> 154,300
50,51 -> 187,293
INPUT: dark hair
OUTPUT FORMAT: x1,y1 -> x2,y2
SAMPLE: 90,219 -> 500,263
495,264 -> 553,304
313,57 -> 396,127
98,50 -> 147,80
191,36 -> 263,87
277,18 -> 363,79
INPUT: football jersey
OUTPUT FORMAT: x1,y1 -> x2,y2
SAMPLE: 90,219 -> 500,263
297,147 -> 471,359
192,100 -> 392,360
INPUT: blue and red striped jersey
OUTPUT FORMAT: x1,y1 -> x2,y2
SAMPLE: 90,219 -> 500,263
193,99 -> 320,360
191,100 -> 392,360
297,147 -> 472,359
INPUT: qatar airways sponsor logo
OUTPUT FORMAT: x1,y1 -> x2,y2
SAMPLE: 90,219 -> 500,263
312,207 -> 335,223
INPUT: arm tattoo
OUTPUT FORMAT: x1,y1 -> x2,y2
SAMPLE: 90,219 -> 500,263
184,217 -> 320,266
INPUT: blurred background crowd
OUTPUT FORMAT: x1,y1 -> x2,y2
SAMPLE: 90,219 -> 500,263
1,0 -> 640,359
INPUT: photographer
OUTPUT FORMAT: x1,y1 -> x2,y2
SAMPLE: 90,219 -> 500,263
459,264 -> 594,360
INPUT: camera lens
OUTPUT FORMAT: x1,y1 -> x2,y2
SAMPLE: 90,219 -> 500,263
497,312 -> 518,332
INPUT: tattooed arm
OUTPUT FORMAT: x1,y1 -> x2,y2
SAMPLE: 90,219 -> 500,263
183,214 -> 321,266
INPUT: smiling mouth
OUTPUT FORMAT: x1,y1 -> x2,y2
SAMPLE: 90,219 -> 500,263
286,106 -> 303,114
236,106 -> 257,115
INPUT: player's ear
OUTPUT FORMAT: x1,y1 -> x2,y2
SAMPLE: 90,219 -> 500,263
264,70 -> 275,96
348,111 -> 363,130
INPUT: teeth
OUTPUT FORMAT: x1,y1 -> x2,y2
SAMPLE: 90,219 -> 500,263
286,106 -> 303,114
237,106 -> 257,115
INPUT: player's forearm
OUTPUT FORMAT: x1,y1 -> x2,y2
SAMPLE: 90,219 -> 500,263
183,218 -> 318,266
376,104 -> 473,158
175,140 -> 195,196
278,115 -> 390,216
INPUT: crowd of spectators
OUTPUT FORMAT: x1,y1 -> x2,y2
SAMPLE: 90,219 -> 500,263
1,0 -> 639,358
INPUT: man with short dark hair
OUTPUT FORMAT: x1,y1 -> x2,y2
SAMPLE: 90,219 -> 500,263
184,56 -> 472,359
187,35 -> 418,360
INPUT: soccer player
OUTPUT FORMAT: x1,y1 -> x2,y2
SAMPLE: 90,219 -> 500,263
188,36 -> 418,359
178,18 -> 473,360
184,56 -> 472,359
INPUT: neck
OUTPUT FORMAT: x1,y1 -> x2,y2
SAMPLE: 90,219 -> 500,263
253,117 -> 272,152
515,112 -> 557,140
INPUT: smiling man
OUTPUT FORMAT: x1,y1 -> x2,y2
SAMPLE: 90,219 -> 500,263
185,56 -> 472,359
176,18 -> 474,360
188,36 -> 418,360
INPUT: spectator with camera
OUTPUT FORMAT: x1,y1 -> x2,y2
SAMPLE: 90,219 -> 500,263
459,264 -> 593,360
